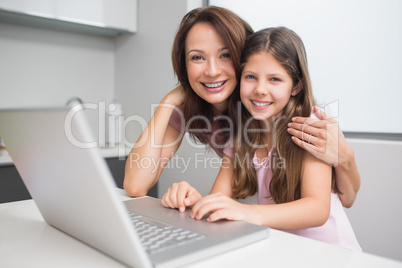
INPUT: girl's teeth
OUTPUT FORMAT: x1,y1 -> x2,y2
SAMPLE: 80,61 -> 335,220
252,101 -> 271,107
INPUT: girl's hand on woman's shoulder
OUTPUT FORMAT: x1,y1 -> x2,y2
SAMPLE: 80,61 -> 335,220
162,84 -> 186,107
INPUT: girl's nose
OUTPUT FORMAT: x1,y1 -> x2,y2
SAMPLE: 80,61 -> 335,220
253,83 -> 269,95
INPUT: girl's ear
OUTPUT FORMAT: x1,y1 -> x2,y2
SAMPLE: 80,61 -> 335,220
291,80 -> 303,96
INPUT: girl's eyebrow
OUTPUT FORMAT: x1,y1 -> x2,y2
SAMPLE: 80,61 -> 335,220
269,73 -> 285,77
242,69 -> 257,74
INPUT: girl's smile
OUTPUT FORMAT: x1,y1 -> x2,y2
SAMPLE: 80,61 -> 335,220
251,100 -> 273,110
240,51 -> 295,120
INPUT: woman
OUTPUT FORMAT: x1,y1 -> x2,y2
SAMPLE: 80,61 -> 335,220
123,6 -> 360,208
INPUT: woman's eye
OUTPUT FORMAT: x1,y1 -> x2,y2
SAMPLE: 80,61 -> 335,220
221,52 -> 231,59
191,55 -> 203,61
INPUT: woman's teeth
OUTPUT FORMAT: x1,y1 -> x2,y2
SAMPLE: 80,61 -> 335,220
203,81 -> 225,88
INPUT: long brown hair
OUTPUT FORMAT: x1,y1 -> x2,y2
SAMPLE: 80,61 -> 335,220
229,27 -> 338,202
171,6 -> 253,145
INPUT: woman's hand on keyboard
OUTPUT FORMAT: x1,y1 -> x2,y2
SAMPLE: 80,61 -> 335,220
161,181 -> 202,212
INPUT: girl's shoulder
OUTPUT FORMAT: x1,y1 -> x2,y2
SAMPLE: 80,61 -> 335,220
222,138 -> 235,158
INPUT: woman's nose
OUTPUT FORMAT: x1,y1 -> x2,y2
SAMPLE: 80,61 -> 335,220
205,59 -> 221,77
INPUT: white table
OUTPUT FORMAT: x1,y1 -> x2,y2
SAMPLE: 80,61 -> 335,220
1,189 -> 401,268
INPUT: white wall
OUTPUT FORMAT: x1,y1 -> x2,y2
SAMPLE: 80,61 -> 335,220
114,0 -> 187,143
209,0 -> 402,134
0,21 -> 115,135
0,23 -> 115,108
345,139 -> 402,261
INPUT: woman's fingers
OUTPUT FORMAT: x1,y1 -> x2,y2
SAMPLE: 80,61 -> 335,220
312,106 -> 337,123
288,113 -> 342,166
287,121 -> 327,149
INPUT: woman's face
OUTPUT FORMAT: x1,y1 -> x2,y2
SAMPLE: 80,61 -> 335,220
185,22 -> 237,113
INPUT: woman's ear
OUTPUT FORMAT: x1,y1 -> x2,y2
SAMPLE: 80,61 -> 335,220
291,80 -> 303,96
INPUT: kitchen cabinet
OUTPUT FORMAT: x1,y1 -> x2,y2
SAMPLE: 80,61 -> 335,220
0,157 -> 157,203
0,0 -> 137,37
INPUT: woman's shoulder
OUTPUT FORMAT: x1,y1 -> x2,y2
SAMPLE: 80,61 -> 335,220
168,105 -> 186,132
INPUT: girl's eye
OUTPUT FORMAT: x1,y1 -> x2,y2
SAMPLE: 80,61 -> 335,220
245,74 -> 256,80
271,77 -> 281,82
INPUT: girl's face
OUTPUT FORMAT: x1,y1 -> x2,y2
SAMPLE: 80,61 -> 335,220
185,22 -> 237,113
240,51 -> 296,122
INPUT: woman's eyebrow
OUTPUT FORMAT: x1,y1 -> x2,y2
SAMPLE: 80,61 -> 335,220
187,49 -> 204,55
218,47 -> 229,52
186,46 -> 228,55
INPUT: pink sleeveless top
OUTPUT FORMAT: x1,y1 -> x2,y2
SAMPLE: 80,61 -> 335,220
224,145 -> 361,251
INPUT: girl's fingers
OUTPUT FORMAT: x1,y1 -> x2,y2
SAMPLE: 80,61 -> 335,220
191,194 -> 228,220
191,195 -> 216,219
176,184 -> 187,212
162,181 -> 200,212
185,193 -> 200,207
176,183 -> 194,212
162,188 -> 175,208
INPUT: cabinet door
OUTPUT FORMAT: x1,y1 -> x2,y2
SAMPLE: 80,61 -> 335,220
0,157 -> 157,203
0,0 -> 137,34
56,0 -> 103,25
0,0 -> 53,15
0,165 -> 31,203
103,0 -> 137,32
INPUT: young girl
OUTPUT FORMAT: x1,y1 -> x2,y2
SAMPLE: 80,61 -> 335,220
162,27 -> 361,251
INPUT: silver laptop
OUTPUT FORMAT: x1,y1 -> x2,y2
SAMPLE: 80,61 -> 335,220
0,106 -> 269,268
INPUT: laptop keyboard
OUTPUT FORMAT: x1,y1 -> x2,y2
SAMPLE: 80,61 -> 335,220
128,211 -> 205,255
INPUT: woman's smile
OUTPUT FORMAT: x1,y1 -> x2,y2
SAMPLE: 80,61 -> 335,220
185,22 -> 237,110
201,80 -> 228,92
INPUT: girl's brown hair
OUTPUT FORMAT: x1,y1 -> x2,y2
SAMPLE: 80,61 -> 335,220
172,6 -> 253,145
229,27 -> 338,202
